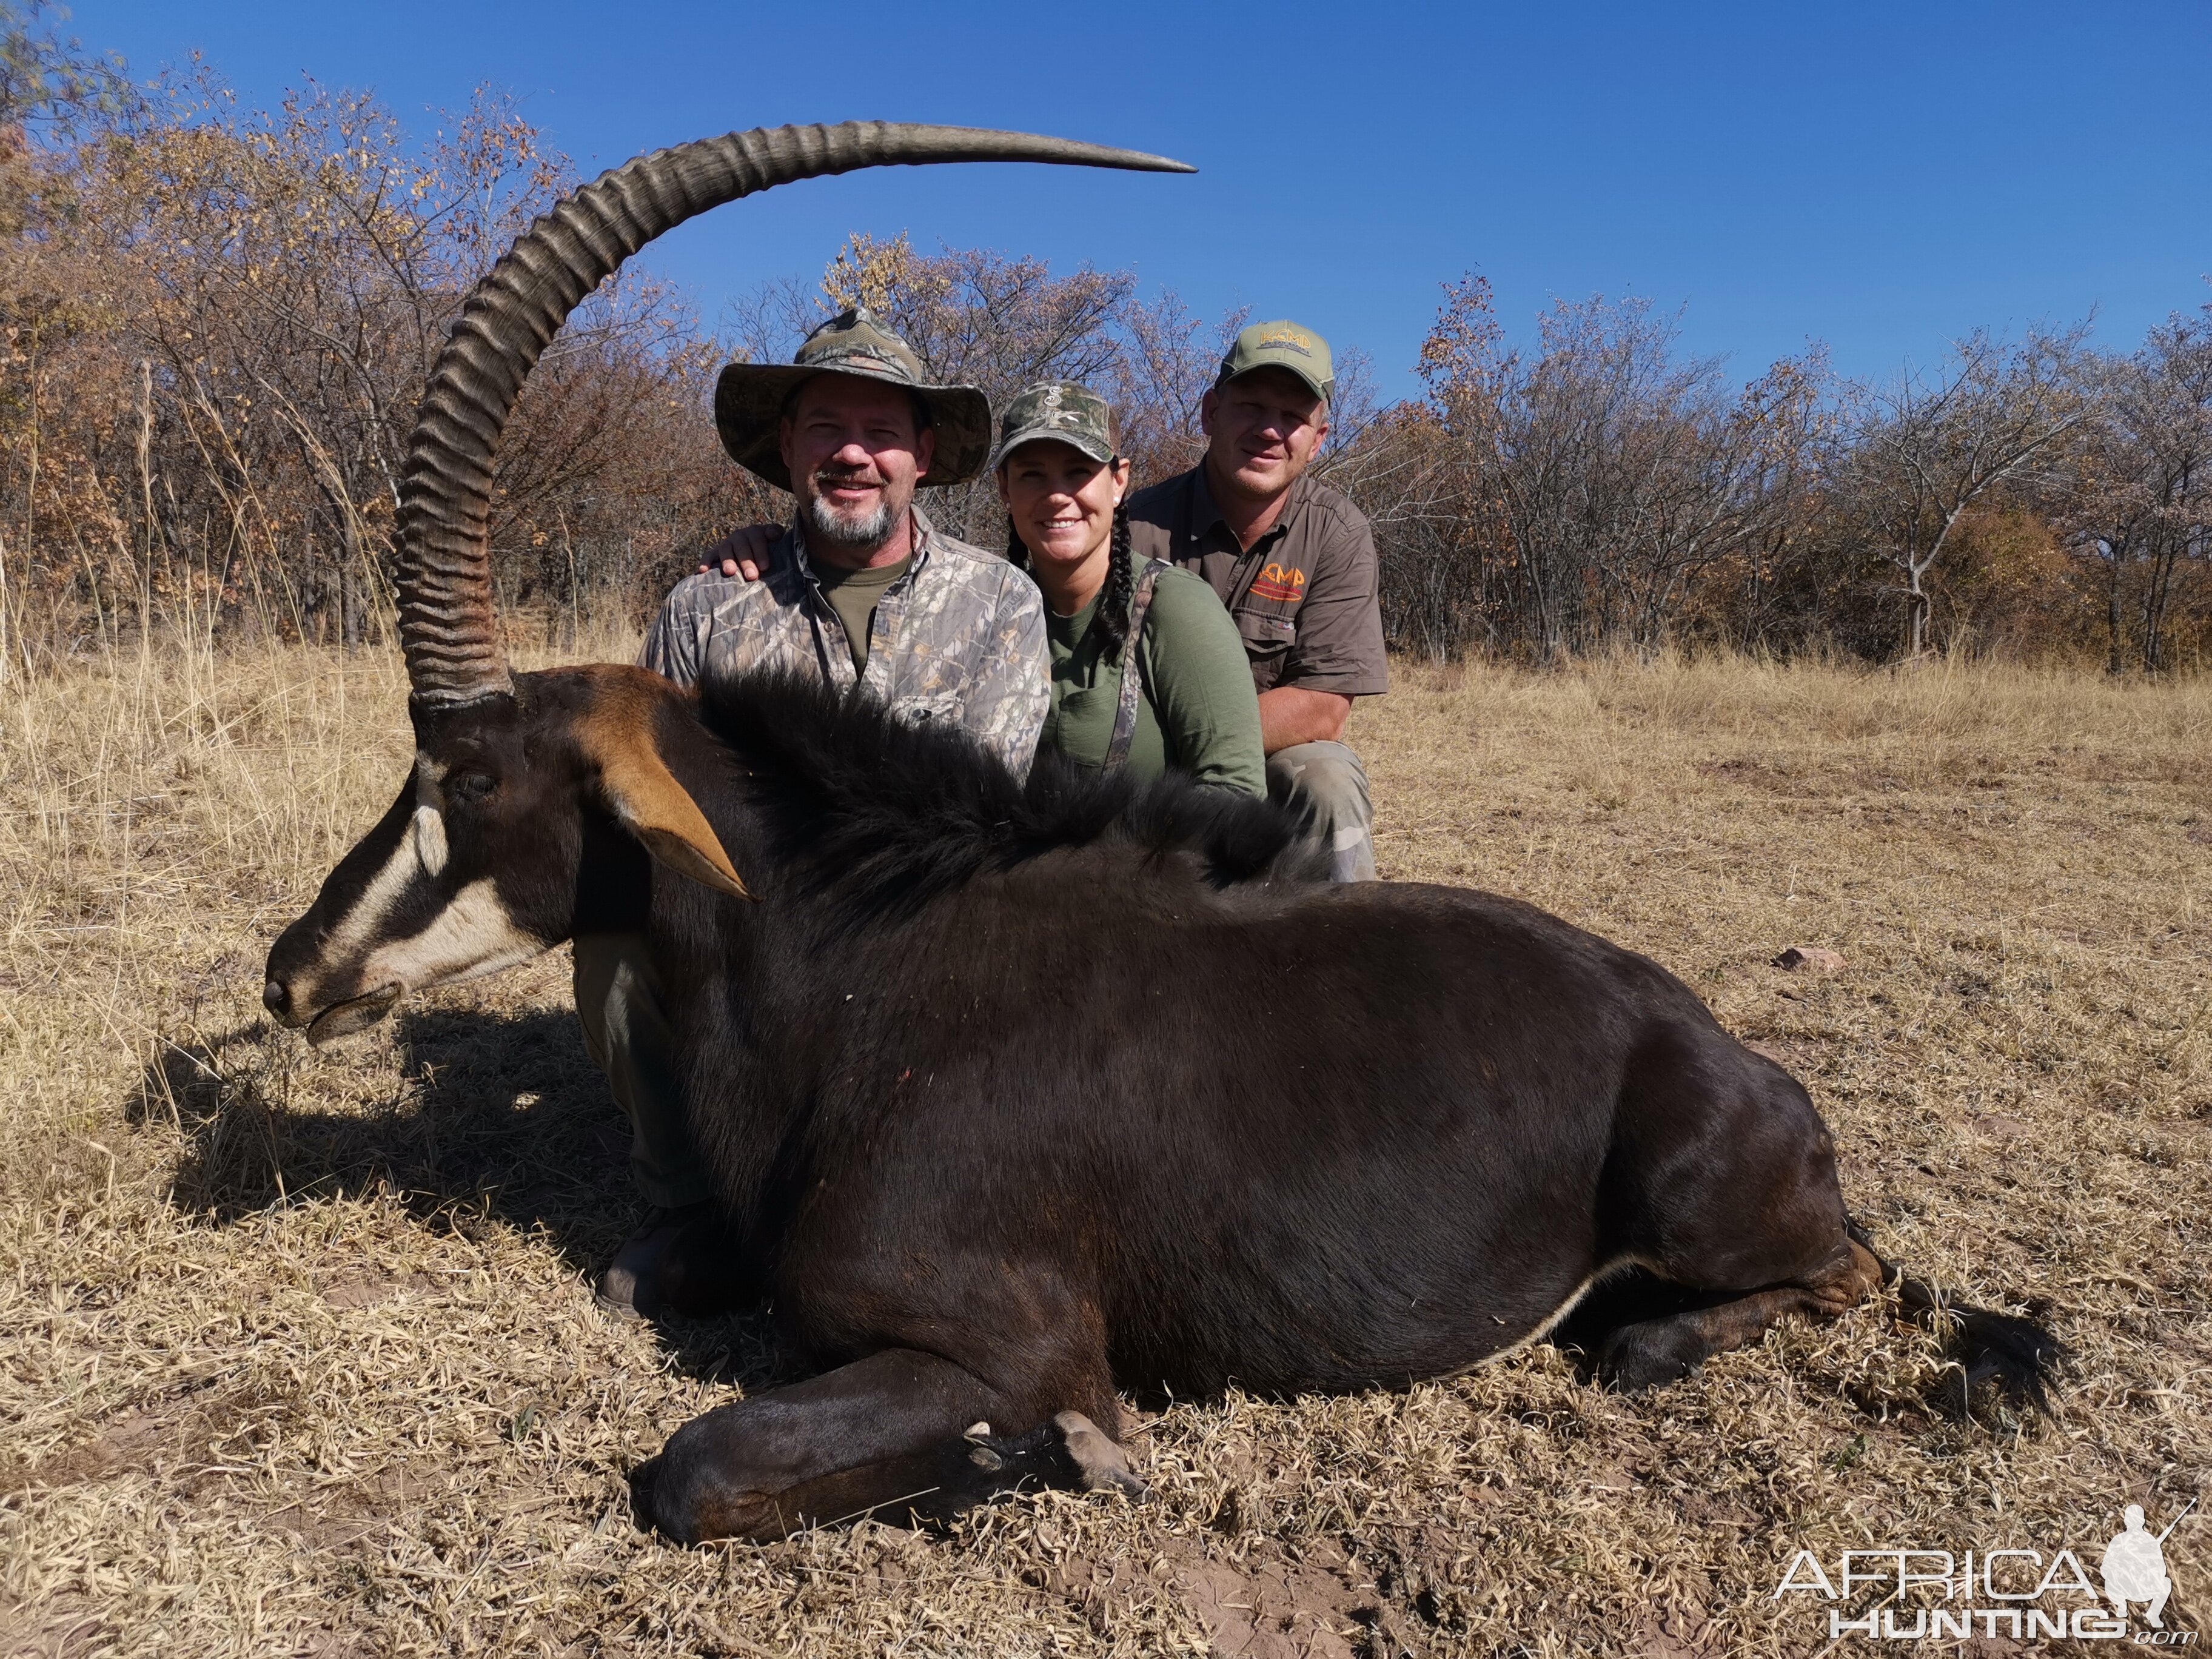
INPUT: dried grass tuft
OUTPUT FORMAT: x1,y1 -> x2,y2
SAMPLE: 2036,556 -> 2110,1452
3,643 -> 2207,1655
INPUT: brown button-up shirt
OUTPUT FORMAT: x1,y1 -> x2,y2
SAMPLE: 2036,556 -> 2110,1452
1125,465 -> 1389,698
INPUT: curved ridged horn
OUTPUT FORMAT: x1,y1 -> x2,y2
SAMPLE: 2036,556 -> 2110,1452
394,122 -> 1196,708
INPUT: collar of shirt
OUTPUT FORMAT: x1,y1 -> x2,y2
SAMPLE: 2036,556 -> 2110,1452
779,508 -> 936,693
1187,463 -> 1310,560
786,507 -> 934,594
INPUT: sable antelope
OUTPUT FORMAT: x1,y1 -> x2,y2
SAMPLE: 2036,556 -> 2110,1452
263,121 -> 2057,1546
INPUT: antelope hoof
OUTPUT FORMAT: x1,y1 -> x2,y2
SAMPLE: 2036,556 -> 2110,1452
1054,1410 -> 1147,1498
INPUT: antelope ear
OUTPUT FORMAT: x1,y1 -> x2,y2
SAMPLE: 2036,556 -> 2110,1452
580,697 -> 752,901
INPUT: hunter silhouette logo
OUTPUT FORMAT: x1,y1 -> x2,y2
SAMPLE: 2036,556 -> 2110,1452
2104,1500 -> 2191,1631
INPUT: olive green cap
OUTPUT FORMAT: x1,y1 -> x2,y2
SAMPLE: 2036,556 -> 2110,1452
713,306 -> 993,491
1217,318 -> 1333,404
987,380 -> 1118,473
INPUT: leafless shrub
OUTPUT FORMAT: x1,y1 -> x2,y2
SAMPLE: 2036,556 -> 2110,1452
1358,277 -> 1839,662
0,24 -> 757,672
1843,325 -> 2091,660
2058,310 -> 2212,672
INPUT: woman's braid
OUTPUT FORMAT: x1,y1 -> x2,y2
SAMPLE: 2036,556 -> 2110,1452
1091,501 -> 1136,656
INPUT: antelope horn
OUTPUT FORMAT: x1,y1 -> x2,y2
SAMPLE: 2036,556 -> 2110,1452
396,122 -> 1196,709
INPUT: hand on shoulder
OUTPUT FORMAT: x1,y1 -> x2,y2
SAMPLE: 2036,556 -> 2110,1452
697,523 -> 781,581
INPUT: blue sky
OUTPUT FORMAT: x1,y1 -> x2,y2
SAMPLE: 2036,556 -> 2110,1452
71,1 -> 2212,403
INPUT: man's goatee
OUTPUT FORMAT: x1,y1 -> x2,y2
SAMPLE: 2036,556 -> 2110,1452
802,491 -> 897,552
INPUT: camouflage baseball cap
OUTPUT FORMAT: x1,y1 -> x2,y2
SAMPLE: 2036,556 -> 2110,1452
1217,318 -> 1334,404
713,306 -> 992,492
987,380 -> 1118,473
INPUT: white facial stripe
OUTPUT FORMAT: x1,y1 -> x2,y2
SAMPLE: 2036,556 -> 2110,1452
412,757 -> 449,876
413,806 -> 449,876
323,816 -> 435,960
357,879 -> 548,994
286,809 -> 434,1013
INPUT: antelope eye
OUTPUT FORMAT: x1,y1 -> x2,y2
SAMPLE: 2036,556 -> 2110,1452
446,769 -> 498,805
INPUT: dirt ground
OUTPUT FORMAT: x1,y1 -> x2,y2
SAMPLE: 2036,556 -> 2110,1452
3,642 -> 2207,1657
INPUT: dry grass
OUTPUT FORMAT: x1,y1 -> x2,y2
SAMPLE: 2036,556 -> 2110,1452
3,640 -> 2208,1657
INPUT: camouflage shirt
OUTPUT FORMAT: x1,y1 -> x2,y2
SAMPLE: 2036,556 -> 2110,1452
640,510 -> 1049,777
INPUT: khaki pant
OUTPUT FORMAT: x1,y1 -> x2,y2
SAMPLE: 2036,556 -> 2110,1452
572,932 -> 710,1210
1267,740 -> 1376,882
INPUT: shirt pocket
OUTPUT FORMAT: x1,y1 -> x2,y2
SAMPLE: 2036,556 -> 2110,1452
887,689 -> 965,733
1232,606 -> 1297,682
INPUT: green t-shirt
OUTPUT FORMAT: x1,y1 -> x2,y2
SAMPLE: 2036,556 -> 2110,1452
1039,552 -> 1266,797
813,554 -> 911,674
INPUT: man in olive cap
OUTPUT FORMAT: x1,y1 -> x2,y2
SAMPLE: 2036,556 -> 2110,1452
1124,320 -> 1387,881
581,307 -> 1048,1318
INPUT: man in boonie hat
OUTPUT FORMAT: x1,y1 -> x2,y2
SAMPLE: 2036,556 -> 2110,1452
578,306 -> 1047,1321
642,304 -> 1044,746
1125,319 -> 1389,882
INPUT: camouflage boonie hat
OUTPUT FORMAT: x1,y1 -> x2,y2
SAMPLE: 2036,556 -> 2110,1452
1217,318 -> 1334,404
714,306 -> 992,492
987,380 -> 1118,473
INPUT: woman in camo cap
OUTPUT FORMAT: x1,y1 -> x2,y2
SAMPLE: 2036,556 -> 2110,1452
993,381 -> 1264,796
